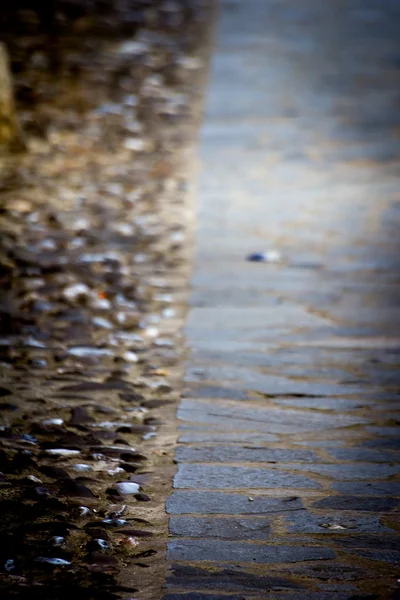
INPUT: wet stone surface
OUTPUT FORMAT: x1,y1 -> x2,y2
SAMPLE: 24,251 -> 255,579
166,491 -> 304,515
167,539 -> 337,563
174,464 -> 321,489
0,1 -> 211,598
175,445 -> 318,463
165,564 -> 304,592
165,0 -> 400,598
169,516 -> 272,540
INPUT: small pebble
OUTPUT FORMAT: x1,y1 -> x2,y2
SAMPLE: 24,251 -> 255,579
117,40 -> 148,56
107,467 -> 126,475
43,418 -> 64,426
145,327 -> 159,338
77,506 -> 90,517
115,482 -> 140,495
51,536 -> 65,547
22,434 -> 38,444
96,539 -> 110,551
72,464 -> 92,472
67,346 -> 113,358
321,523 -> 346,530
124,138 -> 146,152
103,518 -> 128,527
247,250 -> 282,263
91,453 -> 106,461
4,559 -> 15,572
117,536 -> 139,548
122,351 -> 138,363
92,317 -> 113,329
27,475 -> 42,483
63,283 -> 90,302
46,449 -> 81,457
35,557 -> 71,566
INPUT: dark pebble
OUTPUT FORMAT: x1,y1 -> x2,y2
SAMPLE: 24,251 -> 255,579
40,465 -> 71,480
70,407 -> 92,425
135,493 -> 151,502
0,402 -> 18,411
247,252 -> 268,262
119,462 -> 140,473
61,479 -> 96,498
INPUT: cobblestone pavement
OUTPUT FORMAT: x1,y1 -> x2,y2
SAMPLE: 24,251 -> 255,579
163,1 -> 400,598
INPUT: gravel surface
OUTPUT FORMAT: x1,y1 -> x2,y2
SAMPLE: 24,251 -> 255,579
0,1 -> 212,598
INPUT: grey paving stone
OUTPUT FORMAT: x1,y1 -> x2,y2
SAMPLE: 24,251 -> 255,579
165,564 -> 304,592
162,594 -> 260,600
317,584 -> 359,593
178,399 -> 368,434
184,365 -> 368,398
167,539 -> 336,563
166,492 -> 304,515
169,516 -> 272,540
280,463 -> 400,480
272,397 -> 373,411
185,377 -> 368,399
326,448 -> 400,463
184,385 -> 250,401
163,595 -> 300,600
290,562 -> 376,581
178,428 -> 279,443
174,464 -> 321,489
176,446 -> 318,464
363,437 -> 400,451
332,481 -> 400,496
285,510 -> 393,534
294,440 -> 355,448
312,496 -> 399,512
334,536 -> 400,550
343,549 -> 400,564
239,593 -> 379,600
366,427 -> 400,437
186,306 -> 330,333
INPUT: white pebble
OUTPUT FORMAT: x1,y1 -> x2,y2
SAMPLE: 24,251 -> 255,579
117,40 -> 148,56
63,283 -> 90,301
72,464 -> 92,472
92,317 -> 113,329
67,346 -> 113,358
115,482 -> 140,495
27,475 -> 43,483
124,137 -> 146,152
145,327 -> 159,338
46,449 -> 81,457
51,536 -> 65,547
43,418 -> 64,426
122,351 -> 138,363
35,557 -> 70,566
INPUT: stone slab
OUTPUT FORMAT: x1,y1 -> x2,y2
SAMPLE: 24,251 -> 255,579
167,539 -> 336,563
169,516 -> 272,540
174,464 -> 321,489
176,446 -> 318,464
166,492 -> 304,515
